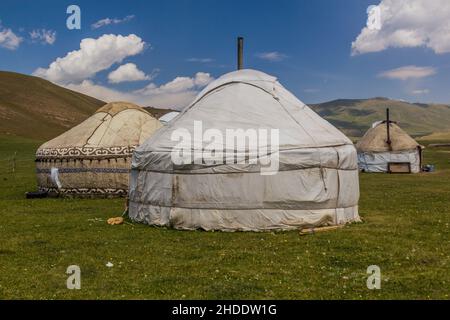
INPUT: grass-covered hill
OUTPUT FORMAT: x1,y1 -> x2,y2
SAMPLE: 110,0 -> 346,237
0,71 -> 105,140
1,134 -> 449,299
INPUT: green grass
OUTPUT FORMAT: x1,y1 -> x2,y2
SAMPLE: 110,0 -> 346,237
0,135 -> 449,300
0,71 -> 104,139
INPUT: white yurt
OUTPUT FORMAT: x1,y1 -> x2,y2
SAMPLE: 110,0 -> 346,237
128,69 -> 360,231
356,118 -> 423,173
36,102 -> 162,197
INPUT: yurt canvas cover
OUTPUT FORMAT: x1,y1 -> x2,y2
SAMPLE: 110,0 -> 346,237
36,102 -> 162,197
356,122 -> 422,173
129,70 -> 360,231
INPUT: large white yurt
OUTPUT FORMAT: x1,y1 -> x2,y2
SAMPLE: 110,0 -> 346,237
356,115 -> 423,173
36,102 -> 162,197
128,69 -> 360,231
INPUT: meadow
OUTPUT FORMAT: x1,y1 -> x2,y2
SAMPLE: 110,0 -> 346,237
0,135 -> 449,299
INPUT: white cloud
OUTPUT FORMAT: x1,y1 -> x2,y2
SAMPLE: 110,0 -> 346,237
108,63 -> 150,83
412,89 -> 430,95
30,29 -> 56,45
352,0 -> 450,55
91,15 -> 135,29
193,72 -> 214,87
187,58 -> 214,63
33,34 -> 145,84
378,65 -> 436,80
255,51 -> 287,62
0,23 -> 22,50
66,72 -> 214,109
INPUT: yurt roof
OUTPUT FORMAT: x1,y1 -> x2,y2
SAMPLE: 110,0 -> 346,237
37,101 -> 162,152
137,69 -> 352,154
356,122 -> 420,152
159,111 -> 180,124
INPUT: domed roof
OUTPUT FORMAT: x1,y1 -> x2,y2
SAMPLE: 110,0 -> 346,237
37,101 -> 162,155
356,122 -> 420,152
136,69 -> 352,156
129,69 -> 360,231
95,101 -> 144,116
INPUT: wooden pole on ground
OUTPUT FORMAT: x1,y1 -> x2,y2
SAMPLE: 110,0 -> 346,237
237,37 -> 244,70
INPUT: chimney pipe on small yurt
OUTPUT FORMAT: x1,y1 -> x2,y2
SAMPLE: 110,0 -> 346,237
386,108 -> 392,148
237,37 -> 244,70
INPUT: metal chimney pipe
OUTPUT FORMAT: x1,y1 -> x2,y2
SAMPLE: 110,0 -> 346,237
237,37 -> 244,70
386,108 -> 392,147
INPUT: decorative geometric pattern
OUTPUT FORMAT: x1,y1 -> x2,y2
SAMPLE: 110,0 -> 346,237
40,187 -> 127,196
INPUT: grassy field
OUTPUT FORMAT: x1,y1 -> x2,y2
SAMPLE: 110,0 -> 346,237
0,135 -> 449,300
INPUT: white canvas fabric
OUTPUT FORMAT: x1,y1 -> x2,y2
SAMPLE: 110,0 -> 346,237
358,149 -> 421,173
36,102 -> 162,197
356,121 -> 422,173
129,69 -> 360,231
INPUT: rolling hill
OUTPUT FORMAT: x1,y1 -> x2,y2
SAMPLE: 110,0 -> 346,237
310,98 -> 450,138
0,71 -> 105,140
1,71 -> 450,141
144,106 -> 177,119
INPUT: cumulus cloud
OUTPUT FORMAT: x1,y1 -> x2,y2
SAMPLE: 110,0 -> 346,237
303,88 -> 320,93
0,23 -> 22,50
255,51 -> 287,62
66,72 -> 214,109
91,15 -> 135,29
32,32 -> 213,109
33,34 -> 145,84
30,29 -> 56,45
133,72 -> 214,108
378,66 -> 436,80
66,80 -> 137,102
412,89 -> 430,95
352,0 -> 450,55
108,63 -> 151,83
187,58 -> 214,63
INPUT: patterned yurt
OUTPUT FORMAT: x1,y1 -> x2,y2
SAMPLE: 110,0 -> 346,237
128,69 -> 361,231
35,102 -> 162,197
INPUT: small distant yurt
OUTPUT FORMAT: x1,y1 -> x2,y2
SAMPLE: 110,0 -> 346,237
36,102 -> 162,197
356,109 -> 423,173
129,69 -> 360,231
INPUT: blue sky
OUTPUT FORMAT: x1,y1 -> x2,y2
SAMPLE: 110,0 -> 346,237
0,0 -> 449,107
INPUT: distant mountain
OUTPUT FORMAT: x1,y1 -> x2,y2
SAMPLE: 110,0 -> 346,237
310,98 -> 450,138
0,71 -> 105,140
144,106 -> 177,119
